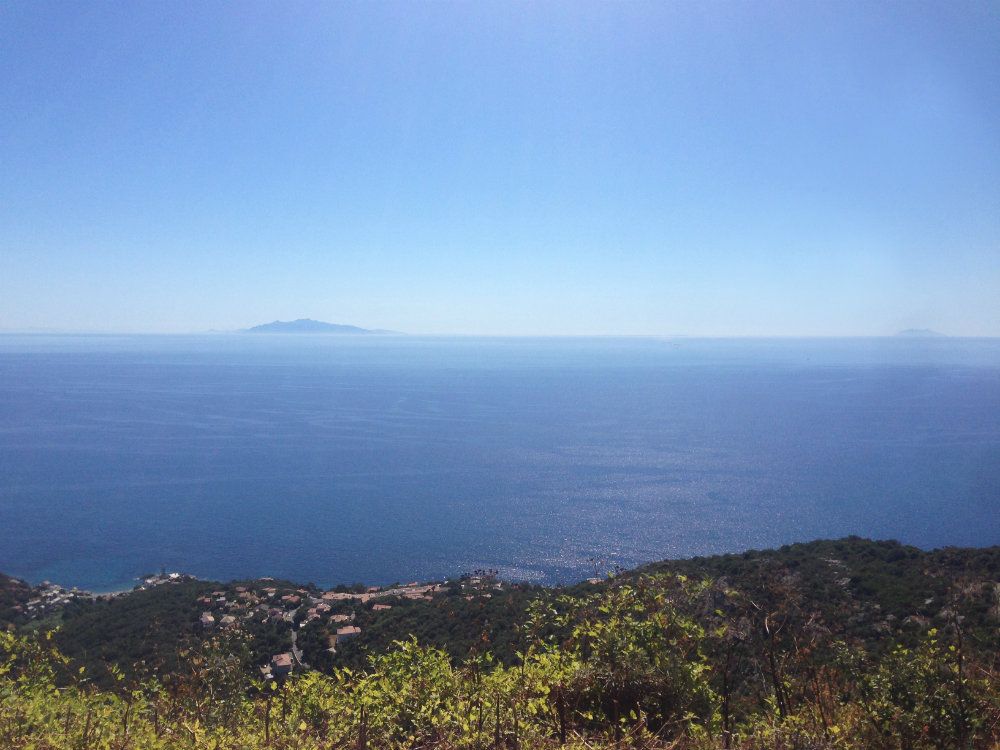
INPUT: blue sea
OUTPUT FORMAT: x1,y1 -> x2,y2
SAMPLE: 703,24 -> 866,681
1,335 -> 998,591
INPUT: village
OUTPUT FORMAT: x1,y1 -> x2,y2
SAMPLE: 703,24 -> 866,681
0,566 -> 519,681
12,580 -> 90,620
195,574 -> 507,678
4,569 -> 506,679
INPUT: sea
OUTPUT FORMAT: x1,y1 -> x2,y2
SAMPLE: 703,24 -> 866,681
1,334 -> 998,592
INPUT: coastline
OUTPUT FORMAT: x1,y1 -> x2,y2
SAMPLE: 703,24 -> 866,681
8,535 -> 1000,606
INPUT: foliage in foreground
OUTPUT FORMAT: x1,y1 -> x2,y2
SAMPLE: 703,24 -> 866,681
3,570 -> 999,750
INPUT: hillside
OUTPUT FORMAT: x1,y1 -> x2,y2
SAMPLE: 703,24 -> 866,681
0,538 -> 1000,750
5,538 -> 999,681
0,573 -> 31,627
2,537 -> 999,749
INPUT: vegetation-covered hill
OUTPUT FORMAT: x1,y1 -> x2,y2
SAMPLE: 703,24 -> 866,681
0,572 -> 31,627
2,537 -> 999,748
643,537 -> 1000,649
5,538 -> 1000,683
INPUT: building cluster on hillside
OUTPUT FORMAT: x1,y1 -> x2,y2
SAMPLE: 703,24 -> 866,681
4,570 -> 201,624
228,578 -> 506,678
197,580 -> 415,675
15,581 -> 89,619
138,571 -> 198,590
201,580 -> 445,631
8,567 -> 508,680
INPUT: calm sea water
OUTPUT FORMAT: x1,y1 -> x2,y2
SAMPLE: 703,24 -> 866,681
1,335 -> 999,591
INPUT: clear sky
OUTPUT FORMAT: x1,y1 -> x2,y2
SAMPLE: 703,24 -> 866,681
1,1 -> 998,336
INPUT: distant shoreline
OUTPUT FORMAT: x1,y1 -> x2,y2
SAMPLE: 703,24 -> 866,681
8,535 -> 1000,601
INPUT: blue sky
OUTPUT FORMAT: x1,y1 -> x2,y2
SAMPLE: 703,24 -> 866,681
1,1 -> 998,335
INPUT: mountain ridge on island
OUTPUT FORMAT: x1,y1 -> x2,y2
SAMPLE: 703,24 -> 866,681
243,319 -> 397,334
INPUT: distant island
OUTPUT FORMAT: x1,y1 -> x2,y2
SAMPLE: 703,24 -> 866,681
895,328 -> 945,337
244,319 -> 396,334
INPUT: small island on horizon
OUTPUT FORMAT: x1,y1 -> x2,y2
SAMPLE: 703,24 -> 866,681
243,319 -> 397,335
895,328 -> 946,337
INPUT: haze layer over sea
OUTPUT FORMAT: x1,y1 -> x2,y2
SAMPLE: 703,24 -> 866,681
1,335 -> 998,591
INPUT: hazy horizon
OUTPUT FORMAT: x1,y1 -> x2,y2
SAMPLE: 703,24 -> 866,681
0,323 -> 980,339
2,2 -> 998,336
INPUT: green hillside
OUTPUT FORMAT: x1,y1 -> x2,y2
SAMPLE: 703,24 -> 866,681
2,538 -> 999,748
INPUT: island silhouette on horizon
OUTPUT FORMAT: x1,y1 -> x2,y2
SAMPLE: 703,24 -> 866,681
244,319 -> 396,334
895,328 -> 946,337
